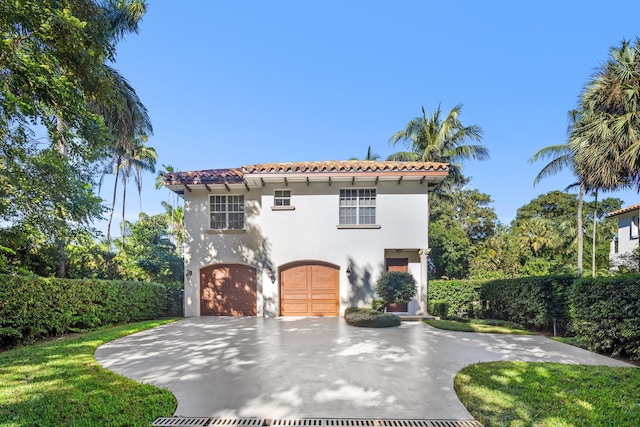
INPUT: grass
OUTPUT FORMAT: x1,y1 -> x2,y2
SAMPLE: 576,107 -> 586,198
455,361 -> 640,426
423,318 -> 534,335
0,319 -> 178,427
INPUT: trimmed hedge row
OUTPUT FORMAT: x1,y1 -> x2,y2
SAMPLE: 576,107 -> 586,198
571,276 -> 640,360
344,307 -> 401,328
0,275 -> 167,348
429,275 -> 640,360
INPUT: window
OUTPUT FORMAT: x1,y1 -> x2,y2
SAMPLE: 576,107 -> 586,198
632,216 -> 639,239
274,190 -> 291,207
339,189 -> 376,225
210,195 -> 244,230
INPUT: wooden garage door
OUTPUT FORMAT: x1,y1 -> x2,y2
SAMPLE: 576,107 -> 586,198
280,262 -> 339,316
200,264 -> 256,316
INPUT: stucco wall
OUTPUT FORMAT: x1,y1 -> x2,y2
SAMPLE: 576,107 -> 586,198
610,211 -> 640,270
182,180 -> 429,317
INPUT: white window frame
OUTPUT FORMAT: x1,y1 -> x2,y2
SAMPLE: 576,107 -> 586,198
209,194 -> 244,230
339,188 -> 376,225
274,189 -> 291,206
632,216 -> 639,239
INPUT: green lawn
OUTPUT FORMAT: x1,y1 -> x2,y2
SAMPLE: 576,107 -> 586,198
455,361 -> 640,426
0,319 -> 178,427
423,318 -> 533,335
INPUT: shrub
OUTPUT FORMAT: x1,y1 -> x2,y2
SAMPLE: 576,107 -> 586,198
344,307 -> 401,328
376,271 -> 417,305
570,275 -> 640,360
0,275 -> 166,348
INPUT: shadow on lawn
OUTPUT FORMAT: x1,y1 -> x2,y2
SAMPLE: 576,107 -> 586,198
454,361 -> 640,426
0,322 -> 177,426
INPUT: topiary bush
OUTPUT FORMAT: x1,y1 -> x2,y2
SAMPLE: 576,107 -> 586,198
375,271 -> 417,305
344,307 -> 401,328
0,275 -> 166,348
570,275 -> 640,360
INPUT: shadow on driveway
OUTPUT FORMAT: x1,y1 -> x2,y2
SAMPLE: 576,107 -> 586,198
94,317 -> 632,419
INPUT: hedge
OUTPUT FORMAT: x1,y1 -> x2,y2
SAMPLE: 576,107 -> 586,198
428,279 -> 484,318
0,275 -> 167,348
570,275 -> 640,360
481,275 -> 574,332
429,274 -> 640,361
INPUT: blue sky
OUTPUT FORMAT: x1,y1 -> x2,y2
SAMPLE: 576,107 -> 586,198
102,1 -> 640,233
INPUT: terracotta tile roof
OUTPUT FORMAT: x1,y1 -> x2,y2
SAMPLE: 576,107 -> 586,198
163,168 -> 244,186
163,161 -> 449,186
243,161 -> 449,173
606,203 -> 640,218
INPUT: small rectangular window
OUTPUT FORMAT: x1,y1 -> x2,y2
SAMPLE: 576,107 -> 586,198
274,190 -> 291,207
632,216 -> 639,239
339,188 -> 376,225
210,195 -> 244,230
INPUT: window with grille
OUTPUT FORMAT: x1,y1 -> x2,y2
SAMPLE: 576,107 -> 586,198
274,190 -> 291,206
339,189 -> 376,225
210,195 -> 244,230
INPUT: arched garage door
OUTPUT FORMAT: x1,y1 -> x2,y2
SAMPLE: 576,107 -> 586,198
200,264 -> 257,316
280,262 -> 339,316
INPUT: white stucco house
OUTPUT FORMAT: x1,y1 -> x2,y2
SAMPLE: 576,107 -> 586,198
163,160 -> 449,317
607,203 -> 640,271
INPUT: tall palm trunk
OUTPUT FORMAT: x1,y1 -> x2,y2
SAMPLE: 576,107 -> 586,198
592,190 -> 598,277
121,177 -> 128,239
106,160 -> 122,243
577,182 -> 584,276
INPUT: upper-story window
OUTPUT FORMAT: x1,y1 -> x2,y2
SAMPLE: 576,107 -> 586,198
210,195 -> 244,230
632,216 -> 639,239
274,190 -> 291,207
339,188 -> 376,225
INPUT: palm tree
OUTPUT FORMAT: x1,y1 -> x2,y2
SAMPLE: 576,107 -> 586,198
388,104 -> 488,184
516,217 -> 558,258
348,146 -> 380,161
571,39 -> 640,191
161,200 -> 185,253
96,1 -> 153,243
568,39 -> 640,274
530,111 -> 588,276
119,141 -> 157,237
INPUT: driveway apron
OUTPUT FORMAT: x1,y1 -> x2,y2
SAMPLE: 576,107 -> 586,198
95,317 -> 633,419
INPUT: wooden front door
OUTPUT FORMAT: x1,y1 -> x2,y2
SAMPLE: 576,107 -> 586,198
386,258 -> 409,272
200,264 -> 257,316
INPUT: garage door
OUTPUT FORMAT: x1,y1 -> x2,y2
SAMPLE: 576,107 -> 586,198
280,262 -> 339,316
200,264 -> 257,316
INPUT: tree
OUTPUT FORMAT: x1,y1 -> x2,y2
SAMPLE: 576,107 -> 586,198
572,38 -> 640,192
530,111 -> 589,276
1,1 -> 151,271
515,217 -> 558,258
427,178 -> 497,279
388,104 -> 488,184
349,146 -> 380,161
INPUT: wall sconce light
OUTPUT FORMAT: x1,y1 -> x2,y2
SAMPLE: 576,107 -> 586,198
186,269 -> 193,279
346,266 -> 352,277
266,267 -> 276,284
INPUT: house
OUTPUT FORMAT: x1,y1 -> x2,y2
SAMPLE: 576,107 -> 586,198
163,160 -> 449,317
607,203 -> 640,271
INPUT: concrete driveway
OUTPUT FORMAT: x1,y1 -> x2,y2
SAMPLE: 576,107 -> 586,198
95,317 -> 633,420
